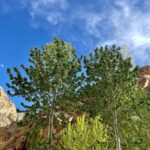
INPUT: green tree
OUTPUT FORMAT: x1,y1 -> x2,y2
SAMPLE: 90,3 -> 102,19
128,88 -> 150,149
7,38 -> 81,149
83,45 -> 138,150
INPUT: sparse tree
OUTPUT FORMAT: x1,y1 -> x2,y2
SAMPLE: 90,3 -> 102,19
83,45 -> 138,150
7,38 -> 81,149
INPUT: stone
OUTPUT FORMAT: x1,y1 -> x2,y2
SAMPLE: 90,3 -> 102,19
139,66 -> 150,90
17,112 -> 25,122
0,123 -> 28,150
0,86 -> 18,127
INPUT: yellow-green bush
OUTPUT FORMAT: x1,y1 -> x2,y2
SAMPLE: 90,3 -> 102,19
58,115 -> 107,150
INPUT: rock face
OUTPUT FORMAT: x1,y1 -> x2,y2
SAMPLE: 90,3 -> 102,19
0,123 -> 28,150
0,86 -> 18,127
139,66 -> 150,90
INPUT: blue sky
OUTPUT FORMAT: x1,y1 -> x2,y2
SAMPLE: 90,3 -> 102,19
0,0 -> 150,109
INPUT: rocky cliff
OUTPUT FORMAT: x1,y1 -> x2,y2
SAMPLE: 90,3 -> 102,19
0,86 -> 26,149
0,86 -> 18,127
139,66 -> 150,90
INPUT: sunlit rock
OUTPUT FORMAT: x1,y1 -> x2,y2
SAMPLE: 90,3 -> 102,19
0,86 -> 18,127
139,66 -> 150,90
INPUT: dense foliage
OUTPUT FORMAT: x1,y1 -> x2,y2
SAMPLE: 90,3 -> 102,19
7,38 -> 150,150
58,115 -> 107,150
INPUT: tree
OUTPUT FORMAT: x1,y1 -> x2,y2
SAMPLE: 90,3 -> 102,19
6,38 -> 81,149
83,45 -> 138,150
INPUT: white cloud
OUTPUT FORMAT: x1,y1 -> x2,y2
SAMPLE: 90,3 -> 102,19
79,0 -> 150,65
78,11 -> 104,37
110,1 -> 150,65
2,0 -> 150,65
24,0 -> 68,26
0,64 -> 4,68
46,12 -> 63,25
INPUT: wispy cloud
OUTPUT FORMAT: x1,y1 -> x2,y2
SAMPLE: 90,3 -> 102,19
21,0 -> 68,26
1,0 -> 150,65
0,64 -> 4,70
109,0 -> 150,65
77,11 -> 104,37
77,0 -> 150,65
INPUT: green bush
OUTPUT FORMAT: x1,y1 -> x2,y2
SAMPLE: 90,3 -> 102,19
58,115 -> 107,150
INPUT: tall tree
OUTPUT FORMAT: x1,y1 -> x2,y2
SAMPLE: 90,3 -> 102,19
7,38 -> 81,149
83,45 -> 138,150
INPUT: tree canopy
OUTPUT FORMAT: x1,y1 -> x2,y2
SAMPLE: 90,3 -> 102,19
6,39 -> 150,150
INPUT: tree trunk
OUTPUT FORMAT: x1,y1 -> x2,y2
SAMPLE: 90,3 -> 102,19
47,107 -> 54,150
113,109 -> 121,150
47,89 -> 57,150
50,108 -> 54,149
47,109 -> 51,140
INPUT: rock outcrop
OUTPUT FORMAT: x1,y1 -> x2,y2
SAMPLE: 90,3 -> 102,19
0,86 -> 18,127
0,123 -> 28,150
139,66 -> 150,90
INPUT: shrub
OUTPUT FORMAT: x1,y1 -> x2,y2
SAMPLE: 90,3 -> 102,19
58,115 -> 107,150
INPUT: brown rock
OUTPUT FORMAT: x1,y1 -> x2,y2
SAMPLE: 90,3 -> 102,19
139,66 -> 150,90
0,123 -> 27,150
